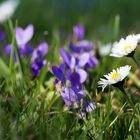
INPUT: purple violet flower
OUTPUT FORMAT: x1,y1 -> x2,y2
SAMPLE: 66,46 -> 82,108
60,87 -> 78,106
31,59 -> 46,76
69,24 -> 99,70
52,64 -> 86,107
52,65 -> 66,86
69,42 -> 98,69
73,24 -> 84,41
69,40 -> 93,53
16,24 -> 34,55
4,24 -> 34,57
16,24 -> 34,47
60,48 -> 87,84
0,30 -> 6,41
52,64 -> 96,112
4,44 -> 12,54
31,42 -> 48,76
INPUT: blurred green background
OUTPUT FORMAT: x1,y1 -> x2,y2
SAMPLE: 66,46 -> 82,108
1,0 -> 140,40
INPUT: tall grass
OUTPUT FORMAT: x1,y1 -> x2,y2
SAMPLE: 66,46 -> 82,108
0,17 -> 140,140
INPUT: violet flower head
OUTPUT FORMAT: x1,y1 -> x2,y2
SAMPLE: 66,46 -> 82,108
60,48 -> 76,69
66,69 -> 81,88
61,87 -> 85,107
5,44 -> 12,54
69,24 -> 99,70
52,65 -> 66,86
66,68 -> 87,89
52,59 -> 96,114
52,63 -> 96,114
4,24 -> 34,58
60,48 -> 87,85
60,47 -> 97,81
5,43 -> 33,61
16,24 -> 34,55
31,42 -> 48,76
0,30 -> 6,41
73,24 -> 85,41
85,56 -> 98,70
4,44 -> 18,61
69,41 -> 92,53
52,65 -> 76,106
69,40 -> 94,54
52,64 -> 86,107
60,87 -> 78,106
69,41 -> 98,70
16,24 -> 34,47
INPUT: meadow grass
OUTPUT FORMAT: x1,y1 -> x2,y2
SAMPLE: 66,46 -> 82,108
0,18 -> 140,140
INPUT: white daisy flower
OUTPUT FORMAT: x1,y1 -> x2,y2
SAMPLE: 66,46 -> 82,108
0,0 -> 19,23
98,65 -> 131,91
110,34 -> 139,57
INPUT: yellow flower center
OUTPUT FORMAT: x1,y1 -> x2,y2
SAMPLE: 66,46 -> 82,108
124,45 -> 132,52
111,72 -> 120,80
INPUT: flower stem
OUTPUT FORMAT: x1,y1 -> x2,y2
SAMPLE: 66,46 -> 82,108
118,87 -> 137,113
132,55 -> 140,67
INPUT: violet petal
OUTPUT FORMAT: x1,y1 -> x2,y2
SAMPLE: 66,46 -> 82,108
76,68 -> 87,83
60,87 -> 77,106
73,24 -> 84,40
52,66 -> 66,85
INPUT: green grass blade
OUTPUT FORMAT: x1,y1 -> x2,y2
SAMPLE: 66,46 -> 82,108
0,58 -> 10,77
8,19 -> 15,76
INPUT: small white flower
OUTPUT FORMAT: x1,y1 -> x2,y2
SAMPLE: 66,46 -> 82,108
99,43 -> 112,56
110,34 -> 139,57
98,65 -> 131,91
0,0 -> 19,23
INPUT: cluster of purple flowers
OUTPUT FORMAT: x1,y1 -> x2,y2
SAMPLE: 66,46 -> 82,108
52,24 -> 98,115
1,23 -> 97,114
52,63 -> 96,115
4,24 -> 48,76
69,24 -> 98,70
